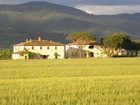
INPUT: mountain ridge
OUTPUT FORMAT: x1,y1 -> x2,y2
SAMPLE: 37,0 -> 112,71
0,1 -> 140,48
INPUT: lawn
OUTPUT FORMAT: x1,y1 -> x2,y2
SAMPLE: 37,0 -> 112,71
0,58 -> 140,105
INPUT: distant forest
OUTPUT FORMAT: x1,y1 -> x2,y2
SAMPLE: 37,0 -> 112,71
0,1 -> 140,49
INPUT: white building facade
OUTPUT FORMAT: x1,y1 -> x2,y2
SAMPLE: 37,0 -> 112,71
65,42 -> 108,58
12,37 -> 65,59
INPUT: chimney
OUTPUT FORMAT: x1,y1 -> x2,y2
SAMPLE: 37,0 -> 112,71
38,37 -> 41,41
26,39 -> 28,42
29,39 -> 32,42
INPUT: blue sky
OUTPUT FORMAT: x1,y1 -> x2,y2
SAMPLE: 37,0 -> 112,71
0,0 -> 140,15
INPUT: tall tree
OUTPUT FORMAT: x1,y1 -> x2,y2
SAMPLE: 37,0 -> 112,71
124,41 -> 140,57
102,32 -> 131,57
136,40 -> 140,56
66,32 -> 96,58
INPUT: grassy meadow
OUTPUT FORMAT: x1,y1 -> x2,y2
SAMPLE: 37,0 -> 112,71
0,58 -> 140,105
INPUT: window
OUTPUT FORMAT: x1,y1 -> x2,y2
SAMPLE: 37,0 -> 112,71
55,46 -> 57,50
32,46 -> 34,50
101,45 -> 103,48
89,45 -> 94,49
40,46 -> 42,50
47,46 -> 49,50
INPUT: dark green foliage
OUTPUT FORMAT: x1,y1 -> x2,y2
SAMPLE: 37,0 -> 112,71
102,32 -> 131,57
136,40 -> 140,50
54,52 -> 60,59
124,41 -> 140,57
28,52 -> 40,59
102,32 -> 130,49
66,32 -> 96,44
0,49 -> 12,60
102,32 -> 140,57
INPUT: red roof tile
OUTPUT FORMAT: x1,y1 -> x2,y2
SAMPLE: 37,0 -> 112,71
14,40 -> 64,46
13,51 -> 28,55
66,42 -> 102,45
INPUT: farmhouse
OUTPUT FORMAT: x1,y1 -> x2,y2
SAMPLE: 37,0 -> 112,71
12,37 -> 109,59
65,42 -> 108,58
12,37 -> 65,59
12,37 -> 127,59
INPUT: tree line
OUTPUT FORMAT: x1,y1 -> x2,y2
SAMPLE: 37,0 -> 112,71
0,49 -> 12,60
0,32 -> 140,60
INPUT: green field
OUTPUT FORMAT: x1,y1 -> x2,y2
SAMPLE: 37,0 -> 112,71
0,58 -> 140,105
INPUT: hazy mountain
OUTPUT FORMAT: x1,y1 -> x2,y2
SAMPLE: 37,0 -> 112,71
0,1 -> 140,48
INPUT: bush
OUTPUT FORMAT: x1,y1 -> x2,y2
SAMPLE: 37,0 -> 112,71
0,49 -> 12,60
28,52 -> 41,59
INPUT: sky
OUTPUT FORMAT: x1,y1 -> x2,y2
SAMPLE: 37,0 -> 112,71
0,0 -> 140,15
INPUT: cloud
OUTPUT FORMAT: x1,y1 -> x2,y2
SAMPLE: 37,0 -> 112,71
0,0 -> 25,4
0,0 -> 140,15
1,0 -> 140,5
73,0 -> 140,5
76,5 -> 140,15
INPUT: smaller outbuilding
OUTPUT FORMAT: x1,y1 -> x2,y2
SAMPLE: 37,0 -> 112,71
65,42 -> 108,58
12,51 -> 29,60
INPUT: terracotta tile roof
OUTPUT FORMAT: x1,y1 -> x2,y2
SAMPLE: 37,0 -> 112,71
89,42 -> 102,46
14,40 -> 64,46
13,51 -> 28,55
66,42 -> 102,45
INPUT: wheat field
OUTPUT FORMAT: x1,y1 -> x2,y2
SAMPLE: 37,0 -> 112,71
0,58 -> 140,105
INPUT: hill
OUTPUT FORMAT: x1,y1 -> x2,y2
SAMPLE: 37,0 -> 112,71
0,1 -> 140,48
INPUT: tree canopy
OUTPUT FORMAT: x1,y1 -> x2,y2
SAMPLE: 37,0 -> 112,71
102,32 -> 131,50
102,32 -> 140,57
66,32 -> 96,45
101,32 -> 132,56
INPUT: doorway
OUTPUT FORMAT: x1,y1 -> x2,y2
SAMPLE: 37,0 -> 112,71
41,55 -> 49,59
25,56 -> 28,60
89,52 -> 94,57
